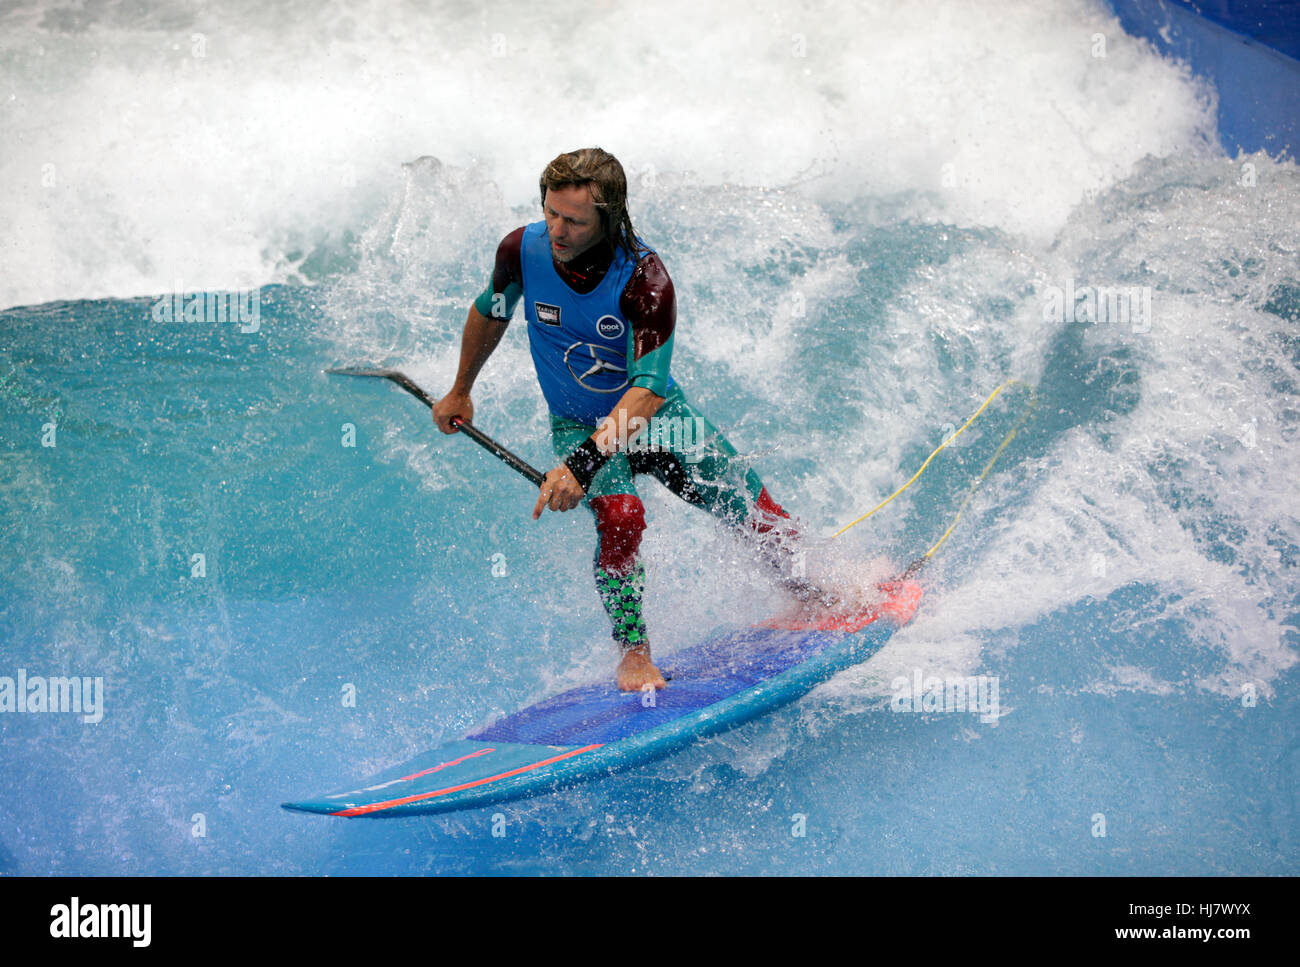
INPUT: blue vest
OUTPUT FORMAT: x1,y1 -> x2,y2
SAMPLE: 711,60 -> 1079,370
520,221 -> 671,425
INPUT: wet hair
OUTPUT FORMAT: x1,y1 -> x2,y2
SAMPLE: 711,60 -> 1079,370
539,147 -> 643,260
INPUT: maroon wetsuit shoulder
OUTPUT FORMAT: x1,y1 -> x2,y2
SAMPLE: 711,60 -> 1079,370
491,226 -> 526,295
621,252 -> 675,357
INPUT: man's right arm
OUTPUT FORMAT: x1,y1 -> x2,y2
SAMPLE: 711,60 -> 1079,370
432,228 -> 525,434
431,305 -> 508,433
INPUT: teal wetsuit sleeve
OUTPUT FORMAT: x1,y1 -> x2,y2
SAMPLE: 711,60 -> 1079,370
473,279 -> 523,321
629,335 -> 673,394
621,252 -> 675,396
472,226 -> 526,321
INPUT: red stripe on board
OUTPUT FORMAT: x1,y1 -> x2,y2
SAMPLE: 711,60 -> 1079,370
398,747 -> 495,782
331,744 -> 605,817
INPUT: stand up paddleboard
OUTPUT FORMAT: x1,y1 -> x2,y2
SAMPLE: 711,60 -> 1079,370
282,580 -> 921,818
285,369 -> 1031,818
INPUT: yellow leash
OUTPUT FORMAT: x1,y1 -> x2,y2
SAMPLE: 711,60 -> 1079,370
831,379 -> 1036,571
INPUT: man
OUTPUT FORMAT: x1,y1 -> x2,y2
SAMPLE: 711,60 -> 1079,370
433,148 -> 807,692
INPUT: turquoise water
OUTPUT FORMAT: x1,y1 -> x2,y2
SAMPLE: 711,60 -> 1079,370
2,0 -> 1297,874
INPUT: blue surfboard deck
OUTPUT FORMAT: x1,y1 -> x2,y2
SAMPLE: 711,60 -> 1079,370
282,583 -> 920,818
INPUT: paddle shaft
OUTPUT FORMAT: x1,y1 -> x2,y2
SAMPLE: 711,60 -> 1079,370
325,368 -> 546,487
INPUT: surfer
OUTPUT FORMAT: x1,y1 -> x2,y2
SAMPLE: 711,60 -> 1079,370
433,148 -> 810,692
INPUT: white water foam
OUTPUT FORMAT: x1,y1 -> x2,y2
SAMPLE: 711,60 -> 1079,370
2,0 -> 1213,309
819,150 -> 1300,707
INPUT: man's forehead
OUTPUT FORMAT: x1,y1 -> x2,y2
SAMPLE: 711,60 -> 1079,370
544,184 -> 597,219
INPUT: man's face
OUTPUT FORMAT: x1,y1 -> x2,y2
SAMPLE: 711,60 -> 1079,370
543,184 -> 604,263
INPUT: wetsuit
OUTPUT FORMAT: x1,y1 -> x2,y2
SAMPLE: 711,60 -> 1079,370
474,221 -> 800,649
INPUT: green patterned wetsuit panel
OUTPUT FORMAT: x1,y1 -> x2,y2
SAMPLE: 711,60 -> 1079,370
594,562 -> 648,647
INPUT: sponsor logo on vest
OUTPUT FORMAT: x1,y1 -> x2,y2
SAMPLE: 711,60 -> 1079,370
535,302 -> 561,326
595,315 -> 625,340
564,342 -> 628,392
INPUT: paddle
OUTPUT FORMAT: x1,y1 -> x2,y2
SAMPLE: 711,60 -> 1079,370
324,367 -> 546,487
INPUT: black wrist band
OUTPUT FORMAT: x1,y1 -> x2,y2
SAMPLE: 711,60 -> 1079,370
564,438 -> 610,493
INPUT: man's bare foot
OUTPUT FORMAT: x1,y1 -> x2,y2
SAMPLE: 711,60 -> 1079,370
617,645 -> 667,692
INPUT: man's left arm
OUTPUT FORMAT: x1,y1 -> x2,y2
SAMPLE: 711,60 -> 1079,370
532,253 -> 676,519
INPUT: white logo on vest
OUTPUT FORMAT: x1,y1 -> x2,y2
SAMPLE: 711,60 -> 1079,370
595,315 -> 625,340
564,342 -> 628,392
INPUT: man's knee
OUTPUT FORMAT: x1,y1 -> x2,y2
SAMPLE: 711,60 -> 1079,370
591,494 -> 647,574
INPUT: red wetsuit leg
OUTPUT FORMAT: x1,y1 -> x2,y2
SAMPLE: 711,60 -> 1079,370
589,495 -> 649,647
749,486 -> 796,537
591,494 -> 646,574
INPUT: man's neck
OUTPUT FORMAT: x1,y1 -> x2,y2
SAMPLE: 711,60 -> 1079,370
553,238 -> 615,295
